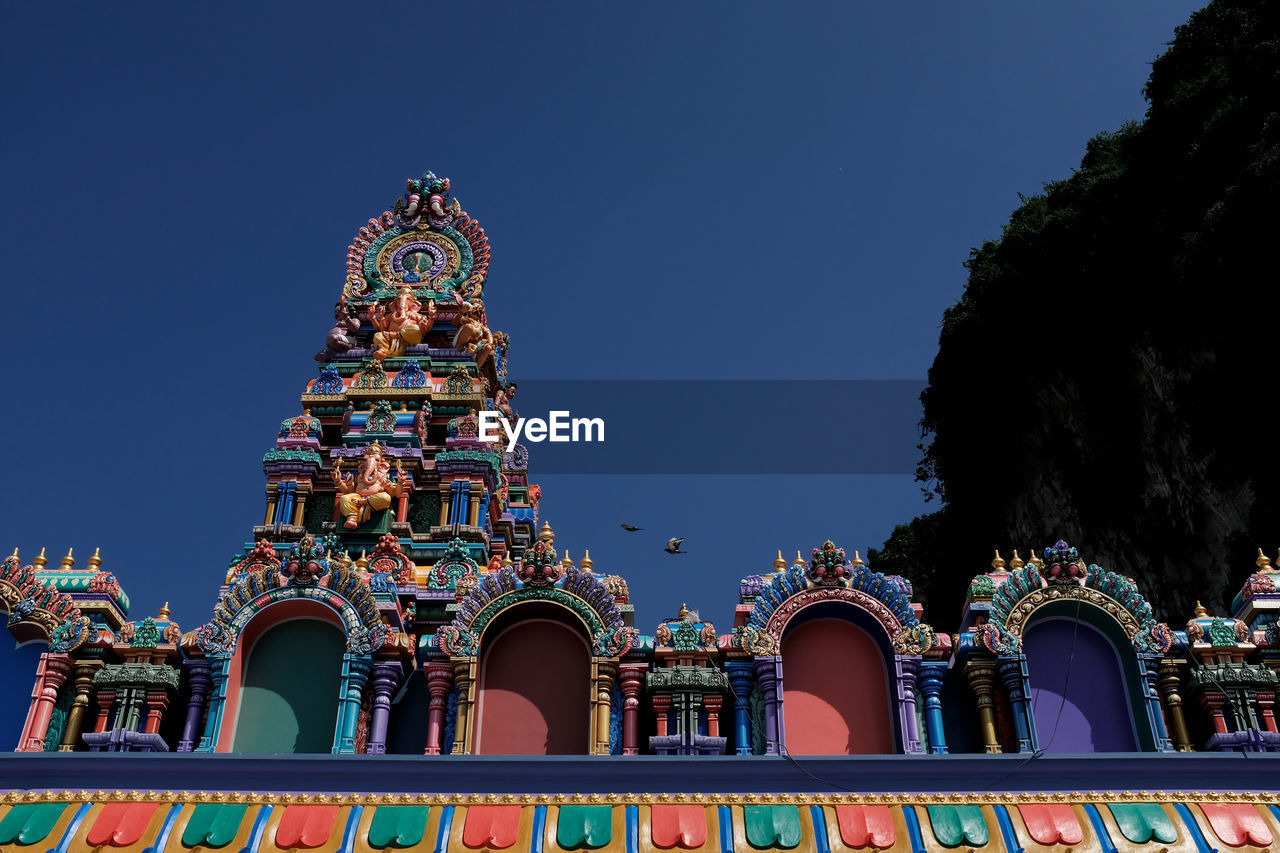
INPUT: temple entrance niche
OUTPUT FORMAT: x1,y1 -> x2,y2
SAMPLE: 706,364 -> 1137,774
474,607 -> 591,755
1023,611 -> 1138,753
781,612 -> 895,755
231,616 -> 345,754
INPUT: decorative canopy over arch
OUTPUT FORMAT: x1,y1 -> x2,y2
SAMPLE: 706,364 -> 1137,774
194,535 -> 394,658
968,541 -> 1174,657
734,541 -> 936,657
435,538 -> 632,659
1,552 -> 91,652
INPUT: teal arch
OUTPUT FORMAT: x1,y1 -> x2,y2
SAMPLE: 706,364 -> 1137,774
231,619 -> 344,754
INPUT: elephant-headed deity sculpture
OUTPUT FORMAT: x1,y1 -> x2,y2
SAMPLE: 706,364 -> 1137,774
370,286 -> 436,362
332,442 -> 407,529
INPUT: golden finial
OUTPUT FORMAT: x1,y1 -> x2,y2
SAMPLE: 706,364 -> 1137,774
1008,550 -> 1024,570
59,548 -> 75,570
356,550 -> 370,570
991,550 -> 1005,570
9,548 -> 17,560
87,547 -> 102,570
32,548 -> 47,570
793,550 -> 805,566
539,522 -> 555,542
561,551 -> 574,569
1029,550 -> 1044,569
1194,600 -> 1208,617
678,603 -> 690,619
1257,548 -> 1273,571
158,602 -> 171,620
500,553 -> 514,568
341,550 -> 353,568
580,549 -> 594,571
773,550 -> 786,572
852,550 -> 865,568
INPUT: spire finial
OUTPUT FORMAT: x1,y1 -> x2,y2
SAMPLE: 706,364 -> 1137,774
87,547 -> 102,570
1028,550 -> 1044,569
539,521 -> 555,542
59,548 -> 75,570
158,602 -> 171,619
580,549 -> 594,571
774,550 -> 786,572
32,548 -> 47,570
561,550 -> 574,569
1257,548 -> 1273,571
356,550 -> 369,570
793,550 -> 805,566
678,602 -> 690,619
851,550 -> 865,568
501,553 -> 514,568
1194,600 -> 1207,617
991,549 -> 1006,570
1008,549 -> 1024,570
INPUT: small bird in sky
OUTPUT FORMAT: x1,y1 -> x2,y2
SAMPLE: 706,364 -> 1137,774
620,523 -> 643,532
665,537 -> 687,555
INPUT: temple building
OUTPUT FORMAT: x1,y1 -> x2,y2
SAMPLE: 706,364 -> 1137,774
2,172 -> 1277,853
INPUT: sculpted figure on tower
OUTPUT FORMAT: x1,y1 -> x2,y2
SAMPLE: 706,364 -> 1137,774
370,286 -> 436,361
332,442 -> 405,529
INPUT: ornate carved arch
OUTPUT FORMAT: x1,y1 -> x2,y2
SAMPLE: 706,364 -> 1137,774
736,542 -> 936,656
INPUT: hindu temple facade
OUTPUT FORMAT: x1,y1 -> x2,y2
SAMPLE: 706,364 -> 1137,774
2,171 -> 1278,853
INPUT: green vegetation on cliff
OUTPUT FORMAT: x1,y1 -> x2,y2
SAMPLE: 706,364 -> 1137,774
871,0 -> 1280,625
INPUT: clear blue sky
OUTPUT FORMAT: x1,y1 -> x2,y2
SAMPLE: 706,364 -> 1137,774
0,2 -> 1204,645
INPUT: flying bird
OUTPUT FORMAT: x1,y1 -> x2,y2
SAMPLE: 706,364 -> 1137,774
664,537 -> 687,555
620,523 -> 643,532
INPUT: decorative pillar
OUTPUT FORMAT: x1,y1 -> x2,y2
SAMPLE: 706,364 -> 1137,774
592,660 -> 617,755
618,664 -> 646,756
366,661 -> 403,755
144,691 -> 170,735
396,477 -> 412,523
18,654 -> 71,752
754,658 -> 780,755
917,663 -> 949,754
703,694 -> 723,738
467,483 -> 482,528
997,656 -> 1034,752
177,660 -> 212,753
424,663 -> 454,755
264,484 -> 278,526
58,661 -> 101,752
895,657 -> 923,754
1137,655 -> 1174,751
964,657 -> 1002,754
1157,659 -> 1194,751
195,657 -> 229,753
334,654 -> 372,754
652,694 -> 672,737
438,486 -> 451,526
1256,691 -> 1278,734
726,663 -> 755,755
1201,690 -> 1229,735
451,658 -> 475,754
92,688 -> 116,733
292,484 -> 311,527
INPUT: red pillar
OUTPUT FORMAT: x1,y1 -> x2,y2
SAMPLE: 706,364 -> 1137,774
618,664 -> 646,756
93,689 -> 116,733
703,694 -> 723,738
17,654 -> 71,752
144,691 -> 170,734
653,694 -> 672,738
424,663 -> 454,755
1202,692 -> 1229,734
396,478 -> 413,523
1257,691 -> 1278,734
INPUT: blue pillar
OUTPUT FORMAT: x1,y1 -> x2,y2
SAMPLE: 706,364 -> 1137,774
194,656 -> 230,753
998,655 -> 1035,752
726,663 -> 755,755
1138,655 -> 1173,751
917,663 -> 949,754
333,654 -> 372,754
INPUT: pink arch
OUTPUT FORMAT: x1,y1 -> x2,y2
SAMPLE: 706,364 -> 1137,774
474,617 -> 591,754
782,617 -> 895,754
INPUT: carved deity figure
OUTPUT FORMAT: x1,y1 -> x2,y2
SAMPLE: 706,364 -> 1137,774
333,442 -> 405,529
494,382 -> 518,418
370,286 -> 436,362
315,299 -> 361,361
452,296 -> 495,368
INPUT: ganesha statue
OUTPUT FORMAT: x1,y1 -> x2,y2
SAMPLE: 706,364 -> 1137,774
332,442 -> 407,529
370,286 -> 435,362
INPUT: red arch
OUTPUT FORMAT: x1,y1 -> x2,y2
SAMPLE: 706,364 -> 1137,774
782,618 -> 895,754
474,618 -> 590,754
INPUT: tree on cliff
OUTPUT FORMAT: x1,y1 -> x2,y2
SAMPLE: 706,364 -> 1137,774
871,0 -> 1280,625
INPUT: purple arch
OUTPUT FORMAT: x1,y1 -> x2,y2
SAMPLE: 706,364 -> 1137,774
1024,618 -> 1138,753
